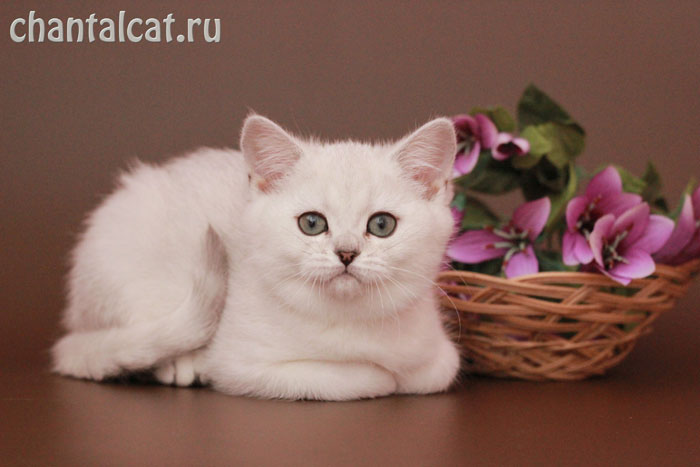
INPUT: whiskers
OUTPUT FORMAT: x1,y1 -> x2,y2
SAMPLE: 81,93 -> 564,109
266,266 -> 310,302
254,250 -> 458,343
385,264 -> 462,343
367,276 -> 402,337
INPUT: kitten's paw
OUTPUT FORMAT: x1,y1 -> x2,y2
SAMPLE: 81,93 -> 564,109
154,361 -> 176,385
356,364 -> 398,399
52,334 -> 116,380
211,360 -> 397,401
396,339 -> 460,395
154,352 -> 203,387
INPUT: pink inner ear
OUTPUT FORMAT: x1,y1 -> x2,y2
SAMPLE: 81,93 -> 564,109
240,116 -> 301,191
394,119 -> 456,196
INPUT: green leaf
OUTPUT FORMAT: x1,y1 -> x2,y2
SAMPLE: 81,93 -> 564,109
610,164 -> 669,213
452,257 -> 503,276
517,84 -> 577,128
546,163 -> 578,229
511,153 -> 541,170
469,167 -> 521,194
455,154 -> 521,195
460,195 -> 501,230
520,158 -> 568,201
516,85 -> 586,168
469,106 -> 516,133
574,165 -> 588,184
520,125 -> 553,156
535,250 -> 573,272
682,176 -> 698,196
550,123 -> 585,166
518,122 -> 585,169
614,166 -> 646,194
669,177 -> 698,219
471,257 -> 504,276
653,198 -> 670,213
491,107 -> 516,133
641,162 -> 662,198
640,162 -> 669,214
451,191 -> 468,212
513,124 -> 551,170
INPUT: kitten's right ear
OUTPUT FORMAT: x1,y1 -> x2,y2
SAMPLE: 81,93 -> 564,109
392,118 -> 457,200
240,115 -> 302,192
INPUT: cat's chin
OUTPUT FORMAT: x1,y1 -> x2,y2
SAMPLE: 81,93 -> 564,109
326,272 -> 363,299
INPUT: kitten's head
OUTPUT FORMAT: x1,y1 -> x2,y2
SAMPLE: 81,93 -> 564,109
239,115 -> 456,318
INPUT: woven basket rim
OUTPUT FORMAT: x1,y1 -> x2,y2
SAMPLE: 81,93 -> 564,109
438,258 -> 700,285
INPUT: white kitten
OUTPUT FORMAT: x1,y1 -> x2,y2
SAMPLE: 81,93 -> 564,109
52,115 -> 461,400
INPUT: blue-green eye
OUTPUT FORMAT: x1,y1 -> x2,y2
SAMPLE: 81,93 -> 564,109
298,212 -> 328,236
367,212 -> 397,237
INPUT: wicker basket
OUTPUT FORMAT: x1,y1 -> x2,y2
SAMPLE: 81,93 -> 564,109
437,259 -> 700,381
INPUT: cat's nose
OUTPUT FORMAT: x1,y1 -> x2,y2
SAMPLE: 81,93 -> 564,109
336,250 -> 358,266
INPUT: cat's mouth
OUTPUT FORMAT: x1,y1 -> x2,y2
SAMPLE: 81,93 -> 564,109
323,265 -> 376,289
324,269 -> 365,298
331,269 -> 360,283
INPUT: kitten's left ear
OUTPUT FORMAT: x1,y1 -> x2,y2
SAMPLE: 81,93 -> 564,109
393,118 -> 456,199
240,115 -> 303,192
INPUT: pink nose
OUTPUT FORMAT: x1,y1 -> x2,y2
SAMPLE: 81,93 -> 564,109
336,250 -> 358,266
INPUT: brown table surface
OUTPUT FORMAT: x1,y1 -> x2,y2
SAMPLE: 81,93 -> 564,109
2,287 -> 699,466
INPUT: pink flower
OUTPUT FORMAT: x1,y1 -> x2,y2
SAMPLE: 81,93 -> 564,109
654,187 -> 700,264
452,114 -> 498,176
492,132 -> 530,161
588,203 -> 674,285
562,167 -> 642,266
447,197 -> 550,278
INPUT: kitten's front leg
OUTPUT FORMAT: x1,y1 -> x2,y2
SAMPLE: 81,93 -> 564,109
395,337 -> 461,395
212,360 -> 397,401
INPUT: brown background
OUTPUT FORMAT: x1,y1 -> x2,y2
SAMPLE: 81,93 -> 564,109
1,1 -> 699,465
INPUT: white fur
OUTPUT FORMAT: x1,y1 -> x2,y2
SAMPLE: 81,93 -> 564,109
52,116 -> 461,400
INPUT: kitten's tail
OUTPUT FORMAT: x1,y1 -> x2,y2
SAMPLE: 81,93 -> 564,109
51,227 -> 229,380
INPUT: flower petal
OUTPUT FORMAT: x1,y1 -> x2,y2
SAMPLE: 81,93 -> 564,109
504,245 -> 539,278
563,231 -> 594,266
693,186 -> 700,220
453,142 -> 480,176
566,196 -> 588,230
597,192 -> 643,216
447,229 -> 507,263
474,114 -> 498,149
561,231 -> 593,266
573,233 -> 595,265
590,214 -> 615,267
585,166 -> 622,199
680,230 -> 700,260
452,114 -> 477,138
562,231 -> 578,266
513,197 -> 551,241
669,225 -> 700,264
511,137 -> 530,155
609,249 -> 656,280
634,214 -> 674,254
492,134 -> 530,160
596,265 -> 632,286
491,133 -> 512,161
614,203 -> 650,248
